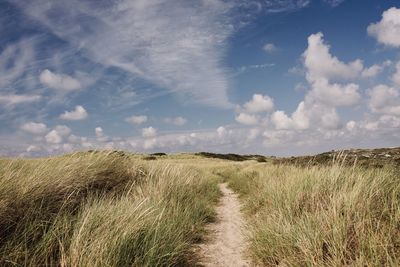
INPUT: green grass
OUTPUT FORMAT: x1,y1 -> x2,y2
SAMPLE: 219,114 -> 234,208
223,163 -> 400,266
0,151 -> 222,266
1,150 -> 399,266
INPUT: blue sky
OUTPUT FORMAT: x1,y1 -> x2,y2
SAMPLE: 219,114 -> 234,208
1,0 -> 400,156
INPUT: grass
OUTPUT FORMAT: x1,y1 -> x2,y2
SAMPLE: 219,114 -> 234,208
223,162 -> 400,266
1,149 -> 399,266
0,151 -> 222,266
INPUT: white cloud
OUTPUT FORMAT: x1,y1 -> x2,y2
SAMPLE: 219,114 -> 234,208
263,43 -> 277,53
368,7 -> 400,48
243,94 -> 274,113
324,0 -> 345,7
54,125 -> 72,137
142,127 -> 157,138
271,111 -> 293,130
320,108 -> 341,129
125,115 -> 148,125
368,85 -> 400,116
237,63 -> 275,74
284,32 -> 362,132
95,127 -> 104,138
392,61 -> 400,87
346,120 -> 356,131
253,0 -> 310,13
0,38 -> 36,88
291,101 -> 309,130
163,117 -> 187,126
0,94 -> 41,106
361,64 -> 383,78
45,125 -> 71,144
45,130 -> 62,144
143,138 -> 157,150
26,145 -> 42,153
306,78 -> 360,107
14,0 -> 238,107
60,105 -> 88,120
216,126 -> 227,137
94,126 -> 110,142
303,32 -> 363,82
235,112 -> 259,125
270,104 -> 310,131
20,122 -> 47,135
39,69 -> 82,91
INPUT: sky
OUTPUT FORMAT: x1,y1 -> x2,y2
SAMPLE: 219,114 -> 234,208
0,0 -> 400,157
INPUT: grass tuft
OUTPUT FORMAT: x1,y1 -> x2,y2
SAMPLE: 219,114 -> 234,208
224,163 -> 400,266
0,151 -> 221,266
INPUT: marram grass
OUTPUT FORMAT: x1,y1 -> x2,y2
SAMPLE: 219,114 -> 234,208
1,151 -> 399,266
0,151 -> 221,266
223,163 -> 400,266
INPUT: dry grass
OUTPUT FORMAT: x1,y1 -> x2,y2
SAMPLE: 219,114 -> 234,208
223,162 -> 400,266
0,151 -> 222,266
2,150 -> 399,266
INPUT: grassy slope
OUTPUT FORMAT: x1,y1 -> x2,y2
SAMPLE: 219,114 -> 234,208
1,150 -> 400,266
0,151 -> 226,266
222,162 -> 400,266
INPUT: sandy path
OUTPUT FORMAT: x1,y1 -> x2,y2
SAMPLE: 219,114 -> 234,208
197,183 -> 251,267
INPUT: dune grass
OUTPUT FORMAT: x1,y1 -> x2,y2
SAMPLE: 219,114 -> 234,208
222,162 -> 400,266
2,150 -> 399,266
0,151 -> 221,266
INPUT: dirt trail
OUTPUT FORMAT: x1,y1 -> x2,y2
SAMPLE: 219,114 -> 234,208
197,183 -> 251,267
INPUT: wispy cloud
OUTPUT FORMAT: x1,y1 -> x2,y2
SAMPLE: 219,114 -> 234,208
9,0 -> 239,107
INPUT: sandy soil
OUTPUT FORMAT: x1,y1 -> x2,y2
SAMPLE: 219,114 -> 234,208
197,183 -> 251,267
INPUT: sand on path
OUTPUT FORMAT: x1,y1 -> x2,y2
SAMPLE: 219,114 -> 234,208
197,183 -> 251,267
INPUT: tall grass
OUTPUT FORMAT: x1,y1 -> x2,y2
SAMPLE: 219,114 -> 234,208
224,163 -> 400,266
0,151 -> 221,266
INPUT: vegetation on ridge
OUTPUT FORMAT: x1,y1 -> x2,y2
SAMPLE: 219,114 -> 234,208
0,151 -> 222,266
0,148 -> 399,266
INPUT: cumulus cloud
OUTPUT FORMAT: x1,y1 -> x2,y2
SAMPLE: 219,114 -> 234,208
263,43 -> 277,53
26,145 -> 42,153
45,130 -> 62,144
291,101 -> 310,130
142,127 -> 157,138
392,61 -> 400,87
306,78 -> 360,107
303,32 -> 363,82
266,32 -> 364,133
217,126 -> 227,138
243,94 -> 274,113
94,127 -> 110,142
368,85 -> 400,116
288,32 -> 363,131
235,112 -> 259,125
95,127 -> 104,138
271,111 -> 293,130
368,7 -> 400,48
60,105 -> 88,120
45,125 -> 71,144
125,115 -> 148,125
163,117 -> 187,126
39,69 -> 82,91
20,122 -> 47,135
270,103 -> 310,131
54,125 -> 72,137
361,64 -> 384,78
346,120 -> 356,131
319,108 -> 341,129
